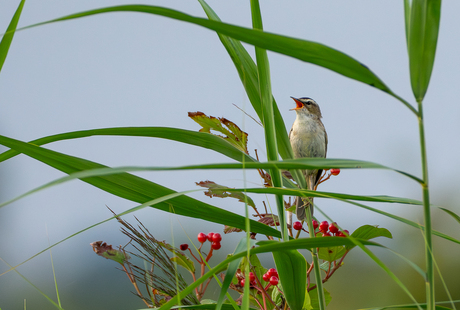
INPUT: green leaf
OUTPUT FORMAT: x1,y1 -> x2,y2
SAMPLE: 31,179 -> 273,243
309,288 -> 331,310
273,250 -> 307,310
0,127 -> 255,164
0,134 -> 280,237
24,1 -> 401,179
439,207 -> 460,225
249,0 -> 287,240
271,284 -> 284,308
406,0 -> 442,101
0,0 -> 25,73
339,200 -> 460,246
351,225 -> 393,239
215,238 -> 254,310
347,225 -> 392,250
170,256 -> 195,274
362,303 -> 455,310
21,5 -> 391,93
317,244 -> 347,262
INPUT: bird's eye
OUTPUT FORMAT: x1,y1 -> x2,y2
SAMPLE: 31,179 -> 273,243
305,101 -> 311,105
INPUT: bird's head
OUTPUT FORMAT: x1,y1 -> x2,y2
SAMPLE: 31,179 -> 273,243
290,97 -> 322,118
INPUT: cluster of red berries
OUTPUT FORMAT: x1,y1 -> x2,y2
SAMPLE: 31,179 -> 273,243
238,268 -> 279,288
312,220 -> 349,237
198,232 -> 222,250
262,268 -> 279,286
179,232 -> 223,251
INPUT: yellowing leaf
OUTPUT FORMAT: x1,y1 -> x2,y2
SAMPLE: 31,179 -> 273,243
188,112 -> 248,154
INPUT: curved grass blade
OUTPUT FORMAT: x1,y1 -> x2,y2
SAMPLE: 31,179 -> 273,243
0,258 -> 63,310
331,199 -> 460,246
0,134 -> 280,237
4,153 -> 416,182
0,127 -> 255,164
439,207 -> 460,226
362,303 -> 455,310
20,5 -> 391,95
0,0 -> 25,73
0,164 -> 424,211
215,238 -> 254,310
406,0 -> 442,101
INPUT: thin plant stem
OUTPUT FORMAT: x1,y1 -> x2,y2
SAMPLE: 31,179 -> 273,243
305,210 -> 326,310
417,99 -> 434,310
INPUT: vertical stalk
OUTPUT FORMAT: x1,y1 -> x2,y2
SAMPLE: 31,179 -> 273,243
305,212 -> 326,310
417,99 -> 434,310
250,0 -> 287,241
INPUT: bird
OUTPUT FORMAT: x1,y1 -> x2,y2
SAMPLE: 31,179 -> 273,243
289,97 -> 328,221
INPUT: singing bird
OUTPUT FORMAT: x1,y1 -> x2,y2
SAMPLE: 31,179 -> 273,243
289,97 -> 328,220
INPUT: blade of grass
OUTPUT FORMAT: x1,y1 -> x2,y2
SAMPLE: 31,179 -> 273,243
407,0 -> 441,101
406,2 -> 442,305
249,0 -> 287,243
0,127 -> 256,164
215,238 -> 255,310
0,134 -> 281,237
0,0 -> 25,73
16,4 -> 419,114
0,165 -> 423,211
0,258 -> 64,309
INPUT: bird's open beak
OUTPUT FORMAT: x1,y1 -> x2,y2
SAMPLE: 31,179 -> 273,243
290,97 -> 303,110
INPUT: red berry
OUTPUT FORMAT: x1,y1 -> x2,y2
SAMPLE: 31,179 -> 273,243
211,241 -> 221,250
269,276 -> 279,286
330,168 -> 341,176
197,232 -> 207,243
249,272 -> 256,282
329,222 -> 339,234
207,232 -> 214,242
312,220 -> 319,230
212,233 -> 222,242
267,268 -> 278,277
240,278 -> 245,286
343,230 -> 350,236
319,221 -> 329,232
293,221 -> 302,231
179,243 -> 188,251
336,231 -> 345,237
322,232 -> 331,237
262,273 -> 270,282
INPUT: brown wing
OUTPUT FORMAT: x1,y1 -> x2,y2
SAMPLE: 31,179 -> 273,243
314,124 -> 328,187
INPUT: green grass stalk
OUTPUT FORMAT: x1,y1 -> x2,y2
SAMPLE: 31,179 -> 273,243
417,99 -> 434,310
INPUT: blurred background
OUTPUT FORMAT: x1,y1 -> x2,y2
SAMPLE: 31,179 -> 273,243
1,1 -> 459,309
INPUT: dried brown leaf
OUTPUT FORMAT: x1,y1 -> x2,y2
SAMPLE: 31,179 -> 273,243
196,180 -> 256,209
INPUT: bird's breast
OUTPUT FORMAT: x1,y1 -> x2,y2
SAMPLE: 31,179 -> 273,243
290,116 -> 327,159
